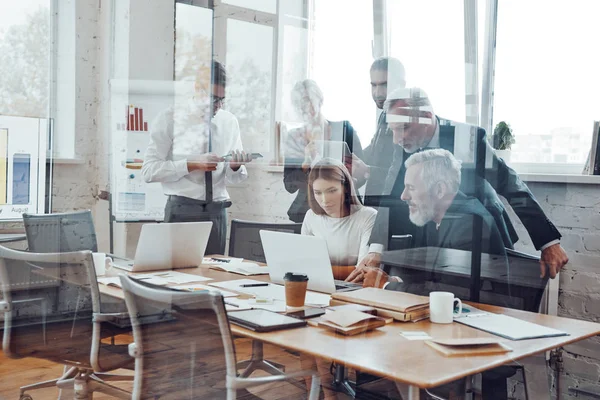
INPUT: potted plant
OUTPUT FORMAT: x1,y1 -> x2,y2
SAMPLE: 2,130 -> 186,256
492,121 -> 515,163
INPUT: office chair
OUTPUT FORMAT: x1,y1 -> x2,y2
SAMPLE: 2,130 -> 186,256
23,210 -> 98,253
0,245 -> 133,399
228,219 -> 302,378
119,275 -> 321,400
228,219 -> 302,263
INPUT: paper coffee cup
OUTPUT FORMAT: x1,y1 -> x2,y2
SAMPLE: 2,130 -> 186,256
284,272 -> 309,308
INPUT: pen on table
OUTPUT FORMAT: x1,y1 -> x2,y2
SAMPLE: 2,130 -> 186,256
224,301 -> 239,308
240,283 -> 269,288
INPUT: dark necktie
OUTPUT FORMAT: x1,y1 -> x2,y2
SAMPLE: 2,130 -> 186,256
205,127 -> 213,203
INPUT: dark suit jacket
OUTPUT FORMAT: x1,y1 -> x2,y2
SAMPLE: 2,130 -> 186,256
283,120 -> 363,223
370,117 -> 561,251
363,112 -> 395,197
385,192 -> 512,309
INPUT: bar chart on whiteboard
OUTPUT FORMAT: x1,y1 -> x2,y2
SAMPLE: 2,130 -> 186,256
111,104 -> 168,222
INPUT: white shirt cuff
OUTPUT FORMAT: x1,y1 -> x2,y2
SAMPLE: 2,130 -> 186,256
382,276 -> 401,289
540,239 -> 560,251
369,243 -> 384,254
176,159 -> 190,178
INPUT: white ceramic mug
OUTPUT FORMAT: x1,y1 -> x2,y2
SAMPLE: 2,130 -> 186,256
429,291 -> 462,324
92,252 -> 110,277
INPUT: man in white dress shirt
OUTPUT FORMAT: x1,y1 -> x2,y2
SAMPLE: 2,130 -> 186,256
142,60 -> 251,254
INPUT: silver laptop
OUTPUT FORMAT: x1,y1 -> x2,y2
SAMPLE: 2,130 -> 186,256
112,221 -> 213,272
259,230 -> 361,294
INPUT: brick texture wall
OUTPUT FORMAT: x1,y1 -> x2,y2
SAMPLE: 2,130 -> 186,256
507,182 -> 600,399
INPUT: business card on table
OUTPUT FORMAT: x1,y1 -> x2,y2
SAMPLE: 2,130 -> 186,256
399,331 -> 433,341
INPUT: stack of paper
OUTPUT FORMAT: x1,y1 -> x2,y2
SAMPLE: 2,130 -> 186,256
209,262 -> 268,276
133,271 -> 213,285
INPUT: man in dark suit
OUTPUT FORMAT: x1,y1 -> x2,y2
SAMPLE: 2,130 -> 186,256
356,148 -> 508,289
355,57 -> 407,197
350,87 -> 568,280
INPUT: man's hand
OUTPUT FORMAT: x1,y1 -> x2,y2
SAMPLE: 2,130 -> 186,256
363,268 -> 389,289
304,140 -> 319,163
187,153 -> 223,172
346,153 -> 370,181
229,150 -> 252,171
345,266 -> 378,284
359,252 -> 382,268
540,243 -> 569,279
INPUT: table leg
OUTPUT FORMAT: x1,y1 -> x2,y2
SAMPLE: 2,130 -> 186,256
464,375 -> 474,400
407,385 -> 420,400
332,365 -> 356,397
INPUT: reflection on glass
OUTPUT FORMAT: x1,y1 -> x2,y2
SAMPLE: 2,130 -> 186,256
222,0 -> 276,14
226,18 -> 273,152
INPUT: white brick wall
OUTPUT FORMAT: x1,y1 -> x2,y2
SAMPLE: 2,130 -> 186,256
509,181 -> 600,399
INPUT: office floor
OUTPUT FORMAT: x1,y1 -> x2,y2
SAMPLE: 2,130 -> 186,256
0,335 -> 363,400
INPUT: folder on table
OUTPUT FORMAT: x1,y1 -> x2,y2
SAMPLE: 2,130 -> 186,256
455,313 -> 568,341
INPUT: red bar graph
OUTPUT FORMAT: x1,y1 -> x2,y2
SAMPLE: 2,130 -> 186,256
120,105 -> 149,131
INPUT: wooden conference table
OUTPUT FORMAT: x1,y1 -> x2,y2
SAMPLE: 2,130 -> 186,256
101,258 -> 600,400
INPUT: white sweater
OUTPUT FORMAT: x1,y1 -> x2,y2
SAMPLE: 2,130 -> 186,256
301,206 -> 377,266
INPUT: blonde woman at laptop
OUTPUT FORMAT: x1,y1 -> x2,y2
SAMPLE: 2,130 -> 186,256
302,158 -> 377,280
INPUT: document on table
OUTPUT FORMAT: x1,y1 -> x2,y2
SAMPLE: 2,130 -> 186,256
134,271 -> 212,285
224,297 -> 287,312
204,257 -> 268,275
170,284 -> 238,297
210,279 -> 331,306
455,312 -> 568,340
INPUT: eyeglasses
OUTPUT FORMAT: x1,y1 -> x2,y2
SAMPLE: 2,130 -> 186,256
213,96 -> 225,105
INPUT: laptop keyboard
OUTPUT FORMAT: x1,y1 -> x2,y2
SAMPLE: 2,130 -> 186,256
334,279 -> 362,291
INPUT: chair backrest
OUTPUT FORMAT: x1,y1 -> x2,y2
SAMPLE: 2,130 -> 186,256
23,210 -> 98,253
119,275 -> 237,399
0,245 -> 100,364
228,219 -> 302,262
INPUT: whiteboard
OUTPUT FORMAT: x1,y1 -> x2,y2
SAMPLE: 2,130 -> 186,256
110,79 -> 194,222
0,116 -> 48,220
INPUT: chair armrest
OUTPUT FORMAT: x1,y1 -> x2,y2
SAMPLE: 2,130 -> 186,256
93,312 -> 129,323
106,252 -> 129,261
229,368 -> 319,390
128,342 -> 139,358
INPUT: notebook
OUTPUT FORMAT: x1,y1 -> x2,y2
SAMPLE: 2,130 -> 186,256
318,309 -> 386,336
455,313 -> 568,341
330,288 -> 429,321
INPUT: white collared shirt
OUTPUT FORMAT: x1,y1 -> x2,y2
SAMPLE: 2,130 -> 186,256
142,108 -> 247,201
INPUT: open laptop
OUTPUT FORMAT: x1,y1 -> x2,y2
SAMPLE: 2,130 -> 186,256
112,221 -> 213,272
259,230 -> 361,294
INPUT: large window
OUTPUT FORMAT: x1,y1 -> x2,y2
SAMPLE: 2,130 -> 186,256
388,0 -> 467,124
310,0 -> 374,145
492,0 -> 600,171
0,0 -> 51,119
